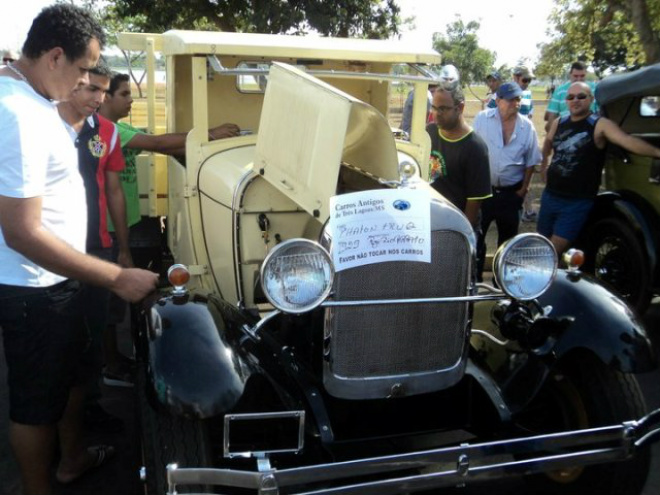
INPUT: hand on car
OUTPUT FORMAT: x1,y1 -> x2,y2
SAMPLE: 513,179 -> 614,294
209,123 -> 241,140
112,268 -> 159,302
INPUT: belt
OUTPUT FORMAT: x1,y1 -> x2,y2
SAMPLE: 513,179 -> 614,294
492,180 -> 523,193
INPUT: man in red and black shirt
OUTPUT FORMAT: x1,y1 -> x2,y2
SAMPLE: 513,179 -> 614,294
58,63 -> 130,431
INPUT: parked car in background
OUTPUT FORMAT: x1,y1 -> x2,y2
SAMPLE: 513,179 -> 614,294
118,31 -> 660,495
577,63 -> 660,313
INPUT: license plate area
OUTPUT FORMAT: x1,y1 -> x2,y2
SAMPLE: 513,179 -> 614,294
223,411 -> 305,458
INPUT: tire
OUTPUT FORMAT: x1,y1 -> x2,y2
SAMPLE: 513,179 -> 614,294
136,365 -> 213,494
583,217 -> 652,314
518,354 -> 650,495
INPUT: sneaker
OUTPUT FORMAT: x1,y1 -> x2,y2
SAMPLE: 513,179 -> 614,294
102,365 -> 134,388
522,210 -> 537,222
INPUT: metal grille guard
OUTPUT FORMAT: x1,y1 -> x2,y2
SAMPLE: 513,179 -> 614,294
165,408 -> 660,495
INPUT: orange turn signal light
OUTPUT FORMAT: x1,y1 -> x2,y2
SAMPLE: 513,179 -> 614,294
167,264 -> 190,290
563,248 -> 585,271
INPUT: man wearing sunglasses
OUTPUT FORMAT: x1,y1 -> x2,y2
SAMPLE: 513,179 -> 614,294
544,61 -> 598,131
512,66 -> 534,118
538,82 -> 660,256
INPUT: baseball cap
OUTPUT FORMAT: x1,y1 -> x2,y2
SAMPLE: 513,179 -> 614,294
486,71 -> 501,81
496,82 -> 523,99
513,66 -> 534,79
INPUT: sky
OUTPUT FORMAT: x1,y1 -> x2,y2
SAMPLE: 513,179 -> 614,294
2,0 -> 556,67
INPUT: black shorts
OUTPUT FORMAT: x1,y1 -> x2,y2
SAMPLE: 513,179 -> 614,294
0,279 -> 88,425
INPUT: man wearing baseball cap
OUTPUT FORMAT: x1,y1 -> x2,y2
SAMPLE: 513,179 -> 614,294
473,82 -> 542,279
484,71 -> 502,109
512,66 -> 535,118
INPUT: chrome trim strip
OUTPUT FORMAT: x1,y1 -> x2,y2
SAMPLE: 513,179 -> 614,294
207,56 -> 438,84
321,294 -> 506,307
231,170 -> 260,306
164,413 -> 659,495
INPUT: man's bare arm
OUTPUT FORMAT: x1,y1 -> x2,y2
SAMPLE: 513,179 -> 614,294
105,170 -> 133,268
597,118 -> 660,158
125,123 -> 240,155
0,195 -> 156,301
464,200 -> 482,228
540,118 -> 559,183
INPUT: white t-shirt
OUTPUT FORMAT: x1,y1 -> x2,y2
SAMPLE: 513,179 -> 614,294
0,77 -> 87,287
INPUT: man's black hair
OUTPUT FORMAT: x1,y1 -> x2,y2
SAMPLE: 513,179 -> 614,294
89,60 -> 113,79
570,61 -> 587,72
22,4 -> 106,61
108,72 -> 130,96
436,84 -> 465,106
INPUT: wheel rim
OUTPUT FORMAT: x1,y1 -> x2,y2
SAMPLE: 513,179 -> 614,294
594,235 -> 635,299
517,371 -> 589,483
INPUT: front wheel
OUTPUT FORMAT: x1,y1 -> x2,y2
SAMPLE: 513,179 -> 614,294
583,218 -> 651,314
517,354 -> 650,495
136,365 -> 212,494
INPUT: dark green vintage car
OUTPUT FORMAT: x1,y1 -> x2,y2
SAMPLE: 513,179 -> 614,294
577,63 -> 660,313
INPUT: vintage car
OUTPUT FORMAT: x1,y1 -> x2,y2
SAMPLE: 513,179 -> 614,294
576,63 -> 660,313
117,31 -> 660,495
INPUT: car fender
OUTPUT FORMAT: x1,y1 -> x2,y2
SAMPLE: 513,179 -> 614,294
140,292 -> 255,418
579,190 -> 660,278
537,270 -> 656,373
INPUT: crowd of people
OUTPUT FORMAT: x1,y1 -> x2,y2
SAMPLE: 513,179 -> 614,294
0,4 -> 241,493
1,4 -> 660,494
421,61 -> 660,279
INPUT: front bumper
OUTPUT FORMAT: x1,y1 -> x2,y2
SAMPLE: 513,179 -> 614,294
164,408 -> 660,495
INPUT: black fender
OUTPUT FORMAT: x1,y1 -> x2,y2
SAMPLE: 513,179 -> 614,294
537,270 -> 656,373
577,190 -> 660,286
139,291 -> 255,418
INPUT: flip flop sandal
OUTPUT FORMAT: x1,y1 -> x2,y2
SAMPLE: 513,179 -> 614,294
56,445 -> 116,484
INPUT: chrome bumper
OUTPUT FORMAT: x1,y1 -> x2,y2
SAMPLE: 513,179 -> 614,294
165,408 -> 660,495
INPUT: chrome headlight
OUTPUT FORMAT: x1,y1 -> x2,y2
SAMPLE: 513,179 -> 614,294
493,234 -> 557,300
261,239 -> 334,314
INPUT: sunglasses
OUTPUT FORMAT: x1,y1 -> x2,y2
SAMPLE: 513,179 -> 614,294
2,58 -> 14,63
521,78 -> 532,83
566,93 -> 589,101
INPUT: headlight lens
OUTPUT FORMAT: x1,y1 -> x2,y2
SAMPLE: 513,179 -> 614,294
493,234 -> 557,300
261,239 -> 334,314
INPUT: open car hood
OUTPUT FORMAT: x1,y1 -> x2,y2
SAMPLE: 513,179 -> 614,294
596,63 -> 660,106
254,62 -> 399,221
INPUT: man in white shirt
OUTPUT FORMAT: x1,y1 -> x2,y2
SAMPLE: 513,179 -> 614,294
473,82 -> 542,279
0,5 -> 157,494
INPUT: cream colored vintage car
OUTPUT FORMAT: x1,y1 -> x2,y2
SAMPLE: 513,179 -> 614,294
119,31 -> 659,495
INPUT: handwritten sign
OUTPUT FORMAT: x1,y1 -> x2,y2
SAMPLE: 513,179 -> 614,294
329,189 -> 431,272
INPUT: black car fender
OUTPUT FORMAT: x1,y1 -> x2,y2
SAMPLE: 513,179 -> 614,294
537,270 -> 656,373
137,291 -> 255,418
478,270 -> 656,414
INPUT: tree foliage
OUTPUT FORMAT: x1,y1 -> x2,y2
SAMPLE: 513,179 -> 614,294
537,0 -> 660,78
107,0 -> 400,39
431,17 -> 496,87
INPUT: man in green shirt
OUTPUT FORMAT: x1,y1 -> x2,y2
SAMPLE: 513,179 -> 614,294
98,72 -> 239,384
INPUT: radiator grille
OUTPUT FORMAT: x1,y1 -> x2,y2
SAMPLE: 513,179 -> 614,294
326,230 -> 469,379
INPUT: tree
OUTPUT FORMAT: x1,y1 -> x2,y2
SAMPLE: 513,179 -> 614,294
431,17 -> 496,88
538,0 -> 660,78
109,0 -> 401,39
